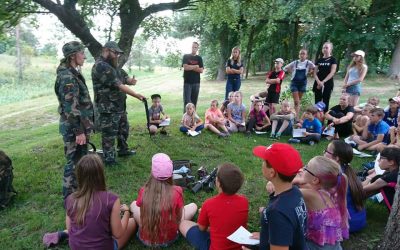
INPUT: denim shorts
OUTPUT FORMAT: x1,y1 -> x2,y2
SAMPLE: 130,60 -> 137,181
290,81 -> 307,93
345,84 -> 361,96
186,225 -> 211,250
137,230 -> 179,248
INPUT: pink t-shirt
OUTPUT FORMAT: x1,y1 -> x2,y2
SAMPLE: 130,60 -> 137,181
136,185 -> 184,245
205,108 -> 224,124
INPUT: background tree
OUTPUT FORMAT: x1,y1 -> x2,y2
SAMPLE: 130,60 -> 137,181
5,0 -> 193,66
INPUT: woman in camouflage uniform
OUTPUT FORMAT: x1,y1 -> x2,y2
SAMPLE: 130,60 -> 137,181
54,41 -> 94,199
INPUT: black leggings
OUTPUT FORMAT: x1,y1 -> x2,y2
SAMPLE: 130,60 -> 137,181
313,81 -> 333,112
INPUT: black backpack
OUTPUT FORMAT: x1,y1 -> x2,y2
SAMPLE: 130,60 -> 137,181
0,150 -> 16,209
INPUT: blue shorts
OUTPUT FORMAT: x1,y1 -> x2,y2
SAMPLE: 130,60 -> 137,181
290,81 -> 307,93
186,225 -> 211,250
345,84 -> 361,96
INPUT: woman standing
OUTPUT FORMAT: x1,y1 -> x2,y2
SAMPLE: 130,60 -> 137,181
343,50 -> 368,107
313,42 -> 337,112
225,47 -> 244,100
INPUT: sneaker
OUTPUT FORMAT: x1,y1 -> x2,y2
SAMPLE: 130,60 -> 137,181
348,141 -> 357,148
43,232 -> 61,248
288,138 -> 300,144
118,150 -> 136,157
308,141 -> 315,146
270,133 -> 275,138
218,132 -> 228,138
275,133 -> 281,140
245,131 -> 251,137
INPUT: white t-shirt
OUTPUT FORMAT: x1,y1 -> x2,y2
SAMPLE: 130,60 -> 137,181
284,60 -> 315,80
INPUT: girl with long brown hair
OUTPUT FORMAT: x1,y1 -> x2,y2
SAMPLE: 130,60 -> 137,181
43,154 -> 137,249
130,153 -> 197,247
225,47 -> 244,100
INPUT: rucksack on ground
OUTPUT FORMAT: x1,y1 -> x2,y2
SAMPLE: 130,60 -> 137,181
0,150 -> 17,209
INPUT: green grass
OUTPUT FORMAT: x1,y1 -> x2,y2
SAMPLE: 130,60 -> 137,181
0,55 -> 399,249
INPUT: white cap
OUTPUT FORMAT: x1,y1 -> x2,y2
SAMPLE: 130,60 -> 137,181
352,50 -> 365,58
275,58 -> 284,64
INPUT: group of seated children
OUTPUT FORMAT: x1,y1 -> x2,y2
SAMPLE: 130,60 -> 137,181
46,142 -> 374,250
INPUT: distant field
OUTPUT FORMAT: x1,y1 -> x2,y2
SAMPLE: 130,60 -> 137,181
0,54 -> 399,249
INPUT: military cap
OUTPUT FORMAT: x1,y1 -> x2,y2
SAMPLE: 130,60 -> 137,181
104,41 -> 124,54
62,41 -> 85,58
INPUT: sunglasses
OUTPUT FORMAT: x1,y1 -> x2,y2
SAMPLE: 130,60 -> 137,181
303,165 -> 316,177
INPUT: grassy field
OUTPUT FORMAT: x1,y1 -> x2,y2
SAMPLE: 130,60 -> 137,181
0,55 -> 399,249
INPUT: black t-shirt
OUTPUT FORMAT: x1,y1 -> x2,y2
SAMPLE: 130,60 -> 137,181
182,54 -> 203,84
259,186 -> 307,250
313,56 -> 337,90
226,59 -> 243,80
372,170 -> 399,206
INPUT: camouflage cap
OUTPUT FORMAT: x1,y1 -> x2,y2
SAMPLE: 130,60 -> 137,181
104,41 -> 124,53
62,41 -> 85,58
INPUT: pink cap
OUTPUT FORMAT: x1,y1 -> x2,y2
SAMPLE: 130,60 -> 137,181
151,153 -> 173,180
253,143 -> 303,176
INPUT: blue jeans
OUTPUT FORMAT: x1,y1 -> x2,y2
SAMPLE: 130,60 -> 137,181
225,77 -> 241,100
186,225 -> 211,250
180,124 -> 204,133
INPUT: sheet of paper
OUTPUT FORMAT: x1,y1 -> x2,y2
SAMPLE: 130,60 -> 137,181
374,153 -> 385,175
322,127 -> 335,136
159,118 -> 170,127
187,130 -> 200,136
352,148 -> 373,158
255,131 -> 267,135
227,226 -> 260,245
292,128 -> 306,138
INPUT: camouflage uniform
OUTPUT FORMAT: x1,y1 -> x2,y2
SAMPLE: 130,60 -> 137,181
55,56 -> 94,199
92,57 -> 129,164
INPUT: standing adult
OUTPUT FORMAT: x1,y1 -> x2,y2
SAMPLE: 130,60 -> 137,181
182,42 -> 204,112
55,41 -> 94,199
92,41 -> 145,166
313,42 -> 337,112
225,47 -> 244,100
325,94 -> 355,139
343,50 -> 368,107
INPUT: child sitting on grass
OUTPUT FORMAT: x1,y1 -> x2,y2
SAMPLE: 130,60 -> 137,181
43,154 -> 137,249
179,163 -> 248,250
246,143 -> 306,250
204,99 -> 230,137
227,91 -> 247,133
269,100 -> 295,139
289,106 -> 322,145
295,156 -> 349,249
362,147 -> 400,209
130,153 -> 197,247
352,104 -> 373,136
352,108 -> 390,151
180,103 -> 204,134
148,94 -> 169,135
245,99 -> 271,136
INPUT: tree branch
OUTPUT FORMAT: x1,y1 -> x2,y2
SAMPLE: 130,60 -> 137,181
143,0 -> 191,16
32,0 -> 102,57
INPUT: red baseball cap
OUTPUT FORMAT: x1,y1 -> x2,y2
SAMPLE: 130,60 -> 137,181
253,143 -> 303,176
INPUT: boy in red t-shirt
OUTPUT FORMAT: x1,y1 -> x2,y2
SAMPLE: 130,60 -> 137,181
179,163 -> 249,250
265,58 -> 285,115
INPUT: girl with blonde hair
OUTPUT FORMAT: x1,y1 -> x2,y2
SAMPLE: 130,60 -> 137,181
343,50 -> 368,106
225,47 -> 244,100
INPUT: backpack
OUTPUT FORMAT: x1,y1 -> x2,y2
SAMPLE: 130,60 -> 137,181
0,150 -> 17,209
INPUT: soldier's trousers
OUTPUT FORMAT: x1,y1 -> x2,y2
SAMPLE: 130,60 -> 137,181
62,139 -> 88,199
99,112 -> 129,163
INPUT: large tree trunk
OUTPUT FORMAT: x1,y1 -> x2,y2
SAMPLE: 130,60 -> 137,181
245,25 -> 256,79
381,174 -> 400,249
291,18 -> 299,60
32,0 -> 191,65
389,37 -> 400,79
216,24 -> 234,81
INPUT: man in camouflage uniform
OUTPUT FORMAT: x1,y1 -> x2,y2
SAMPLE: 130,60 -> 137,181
55,41 -> 94,199
92,41 -> 145,166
